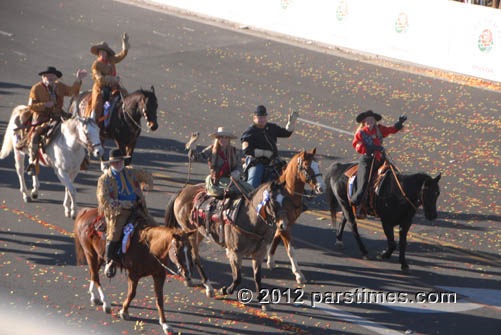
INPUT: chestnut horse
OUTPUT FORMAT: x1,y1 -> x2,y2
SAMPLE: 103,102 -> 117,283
165,181 -> 292,309
74,207 -> 194,334
266,148 -> 325,284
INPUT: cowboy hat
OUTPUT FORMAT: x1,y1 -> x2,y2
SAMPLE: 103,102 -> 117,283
254,105 -> 268,116
38,66 -> 62,78
356,110 -> 382,123
107,148 -> 130,163
90,42 -> 116,56
209,127 -> 236,139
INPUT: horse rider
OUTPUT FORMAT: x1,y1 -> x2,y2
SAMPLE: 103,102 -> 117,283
240,105 -> 299,188
24,66 -> 88,175
351,110 -> 407,218
86,33 -> 130,126
191,127 -> 253,198
97,148 -> 155,278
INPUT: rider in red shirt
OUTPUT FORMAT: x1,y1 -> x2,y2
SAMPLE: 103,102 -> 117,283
351,110 -> 407,213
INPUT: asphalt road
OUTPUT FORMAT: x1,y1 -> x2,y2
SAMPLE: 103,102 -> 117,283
0,0 -> 500,334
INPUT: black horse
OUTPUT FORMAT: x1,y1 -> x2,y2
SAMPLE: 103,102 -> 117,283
325,160 -> 441,272
70,86 -> 159,164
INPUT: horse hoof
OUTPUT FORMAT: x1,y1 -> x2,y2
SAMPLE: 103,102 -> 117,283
218,287 -> 228,296
267,260 -> 275,270
31,192 -> 38,200
22,194 -> 31,203
103,303 -> 112,314
335,240 -> 344,249
261,304 -> 270,312
65,210 -> 71,218
206,287 -> 214,298
184,279 -> 194,287
90,297 -> 102,306
71,212 -> 77,220
401,266 -> 410,274
362,254 -> 370,260
296,274 -> 306,285
160,322 -> 172,335
119,309 -> 130,320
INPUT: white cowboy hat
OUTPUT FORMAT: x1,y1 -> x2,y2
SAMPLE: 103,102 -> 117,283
209,127 -> 236,139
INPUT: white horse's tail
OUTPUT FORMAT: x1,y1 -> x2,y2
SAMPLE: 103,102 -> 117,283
0,105 -> 26,159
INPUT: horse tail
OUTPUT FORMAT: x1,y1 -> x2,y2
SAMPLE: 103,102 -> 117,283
0,105 -> 24,159
164,191 -> 181,228
324,168 -> 339,220
73,208 -> 92,265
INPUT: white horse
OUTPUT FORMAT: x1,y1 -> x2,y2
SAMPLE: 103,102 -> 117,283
0,105 -> 104,218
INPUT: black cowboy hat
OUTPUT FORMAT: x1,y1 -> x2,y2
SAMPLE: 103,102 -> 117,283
38,66 -> 62,78
356,110 -> 382,123
107,148 -> 130,163
254,105 -> 268,116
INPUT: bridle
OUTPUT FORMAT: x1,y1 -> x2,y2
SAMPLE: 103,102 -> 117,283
122,93 -> 153,132
296,157 -> 322,197
77,118 -> 102,152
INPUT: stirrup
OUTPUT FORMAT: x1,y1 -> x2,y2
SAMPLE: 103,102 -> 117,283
104,261 -> 117,278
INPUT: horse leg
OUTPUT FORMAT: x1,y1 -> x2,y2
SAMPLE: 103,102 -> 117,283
252,257 -> 269,311
191,232 -> 214,297
398,221 -> 411,273
125,141 -> 136,166
31,173 -> 40,200
120,275 -> 138,321
54,168 -> 76,218
219,249 -> 242,296
85,248 -> 111,313
14,150 -> 30,202
335,216 -> 347,249
334,187 -> 368,257
378,222 -> 397,260
266,230 -> 282,269
152,273 -> 172,334
281,232 -> 306,285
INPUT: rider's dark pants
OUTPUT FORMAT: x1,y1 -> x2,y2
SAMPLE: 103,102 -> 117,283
351,154 -> 383,206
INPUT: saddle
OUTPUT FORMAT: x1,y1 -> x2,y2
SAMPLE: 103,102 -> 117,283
346,160 -> 391,217
191,191 -> 244,245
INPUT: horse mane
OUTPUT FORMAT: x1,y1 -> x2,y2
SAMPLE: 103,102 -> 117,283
62,118 -> 80,137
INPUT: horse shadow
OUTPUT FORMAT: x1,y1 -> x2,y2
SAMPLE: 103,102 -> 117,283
0,230 -> 75,266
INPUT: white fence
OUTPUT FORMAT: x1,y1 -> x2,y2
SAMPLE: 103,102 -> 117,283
151,0 -> 501,83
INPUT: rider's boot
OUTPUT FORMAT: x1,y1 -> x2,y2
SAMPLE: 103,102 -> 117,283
27,136 -> 40,176
104,240 -> 121,278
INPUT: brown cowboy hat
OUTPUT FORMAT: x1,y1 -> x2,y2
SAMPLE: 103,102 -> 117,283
106,148 -> 130,163
356,110 -> 382,123
209,127 -> 236,139
38,66 -> 62,78
90,42 -> 116,56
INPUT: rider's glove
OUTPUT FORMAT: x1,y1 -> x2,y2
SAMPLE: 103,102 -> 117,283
122,32 -> 130,51
394,115 -> 407,130
286,110 -> 299,131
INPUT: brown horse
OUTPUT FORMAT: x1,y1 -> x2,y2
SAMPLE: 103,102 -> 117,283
74,207 -> 194,334
70,88 -> 158,165
164,181 -> 292,309
266,148 -> 325,284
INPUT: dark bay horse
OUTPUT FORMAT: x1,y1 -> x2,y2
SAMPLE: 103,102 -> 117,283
164,181 -> 292,309
266,148 -> 325,284
74,207 -> 194,334
70,87 -> 158,164
325,161 -> 441,272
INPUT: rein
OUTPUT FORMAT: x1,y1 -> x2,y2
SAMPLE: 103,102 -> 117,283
122,93 -> 150,133
144,239 -> 182,276
388,163 -> 422,211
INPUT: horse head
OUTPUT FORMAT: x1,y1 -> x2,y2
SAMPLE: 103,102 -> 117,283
169,230 -> 196,282
296,148 -> 325,194
76,116 -> 104,159
421,173 -> 441,220
139,86 -> 158,131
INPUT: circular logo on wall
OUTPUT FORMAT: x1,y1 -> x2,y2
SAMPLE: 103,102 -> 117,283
280,0 -> 293,9
478,29 -> 493,53
336,0 -> 349,22
395,12 -> 409,33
